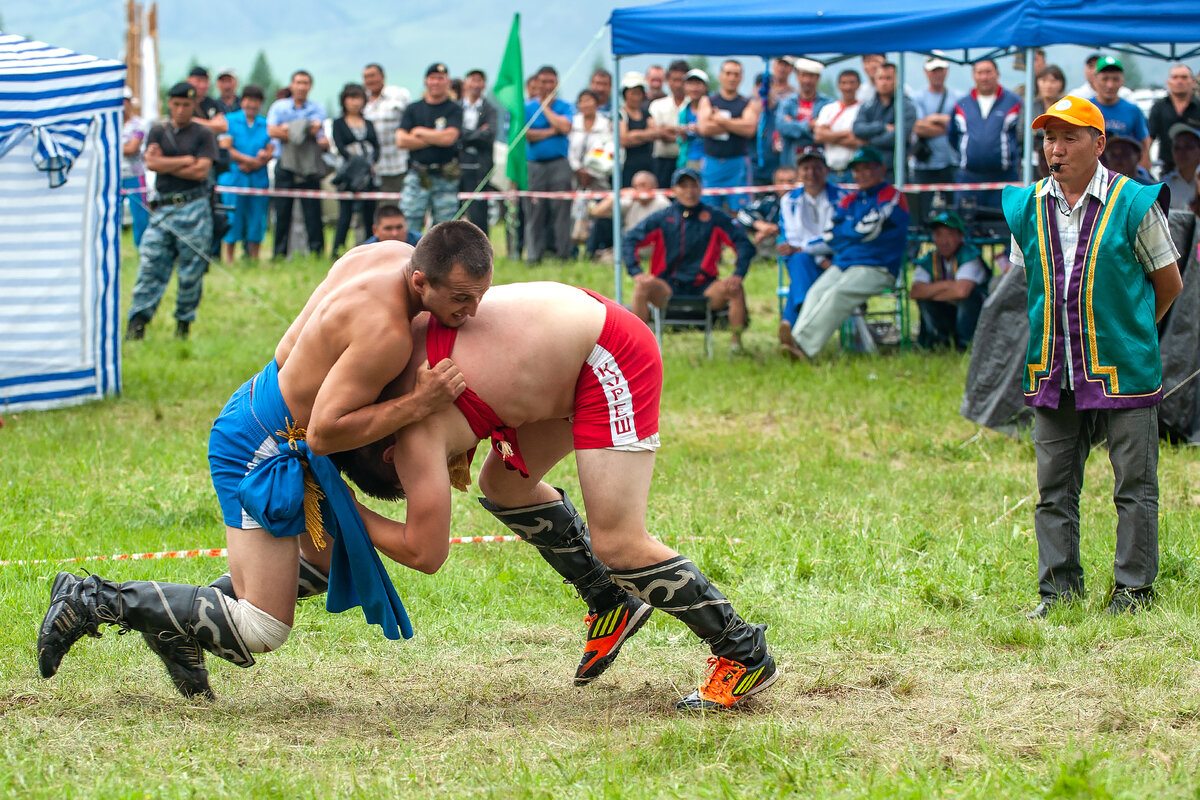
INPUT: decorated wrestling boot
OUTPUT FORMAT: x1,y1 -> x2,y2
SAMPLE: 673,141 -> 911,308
479,489 -> 652,685
38,572 -> 256,693
609,555 -> 778,711
140,558 -> 329,699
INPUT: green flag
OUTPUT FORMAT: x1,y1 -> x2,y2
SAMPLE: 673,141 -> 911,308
494,13 -> 527,190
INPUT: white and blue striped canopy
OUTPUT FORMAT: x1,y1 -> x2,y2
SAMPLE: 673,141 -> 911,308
0,33 -> 125,412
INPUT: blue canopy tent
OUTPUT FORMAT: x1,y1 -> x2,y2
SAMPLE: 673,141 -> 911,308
605,0 -> 1200,293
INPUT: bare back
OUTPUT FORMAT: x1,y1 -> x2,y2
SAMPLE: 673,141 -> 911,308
398,282 -> 607,452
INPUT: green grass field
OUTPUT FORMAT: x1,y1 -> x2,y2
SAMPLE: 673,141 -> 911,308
1,234 -> 1198,799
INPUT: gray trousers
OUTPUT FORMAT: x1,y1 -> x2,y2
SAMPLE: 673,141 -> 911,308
523,157 -> 573,261
790,265 -> 895,357
1033,392 -> 1159,599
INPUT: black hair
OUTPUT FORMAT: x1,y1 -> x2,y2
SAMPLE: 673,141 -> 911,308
291,69 -> 312,83
241,84 -> 265,102
577,89 -> 599,105
838,69 -> 861,83
973,58 -> 998,72
364,63 -> 385,76
374,204 -> 404,225
339,82 -> 366,113
465,69 -> 486,81
409,219 -> 493,286
328,438 -> 405,501
538,65 -> 558,78
590,68 -> 611,80
667,59 -> 691,75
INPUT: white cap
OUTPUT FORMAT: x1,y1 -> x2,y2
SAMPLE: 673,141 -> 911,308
216,66 -> 237,80
684,68 -> 709,83
925,55 -> 951,70
792,58 -> 824,75
620,71 -> 646,92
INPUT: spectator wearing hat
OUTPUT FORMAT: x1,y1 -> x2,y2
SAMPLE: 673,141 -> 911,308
910,55 -> 962,225
120,88 -> 150,247
1101,131 -> 1154,184
776,58 -> 832,169
775,146 -> 846,347
618,71 -> 657,188
622,167 -> 756,352
362,63 -> 411,196
395,62 -> 463,232
1002,95 -> 1181,618
1092,56 -> 1151,172
185,66 -> 228,136
948,59 -> 1022,211
1068,53 -> 1134,102
696,59 -> 761,212
908,211 -> 988,350
648,60 -> 690,189
126,82 -> 218,341
1148,64 -> 1200,177
676,69 -> 709,171
852,62 -> 916,183
214,67 -> 240,115
813,70 -> 867,181
524,65 -> 575,262
1162,124 -> 1200,209
784,146 -> 909,361
458,68 -> 498,234
217,83 -> 273,263
266,69 -> 330,258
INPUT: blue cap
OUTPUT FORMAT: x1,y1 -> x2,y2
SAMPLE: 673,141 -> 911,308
671,167 -> 701,186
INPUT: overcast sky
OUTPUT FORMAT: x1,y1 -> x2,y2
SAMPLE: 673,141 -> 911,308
3,1 -> 1183,109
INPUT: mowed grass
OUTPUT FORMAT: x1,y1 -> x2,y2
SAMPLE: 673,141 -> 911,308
1,230 -> 1199,799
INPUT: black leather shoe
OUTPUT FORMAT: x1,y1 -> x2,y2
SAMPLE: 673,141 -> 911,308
125,317 -> 147,341
175,320 -> 190,340
1106,587 -> 1153,615
1025,594 -> 1075,619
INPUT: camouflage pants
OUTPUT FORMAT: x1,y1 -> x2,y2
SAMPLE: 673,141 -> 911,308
128,196 -> 213,324
400,170 -> 460,233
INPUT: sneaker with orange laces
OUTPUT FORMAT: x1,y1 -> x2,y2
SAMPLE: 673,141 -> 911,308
676,653 -> 779,711
574,596 -> 652,685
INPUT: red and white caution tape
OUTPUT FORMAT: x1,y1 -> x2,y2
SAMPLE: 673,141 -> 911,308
120,181 -> 1022,202
1,534 -> 739,568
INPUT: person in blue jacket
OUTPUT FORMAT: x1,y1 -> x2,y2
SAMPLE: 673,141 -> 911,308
784,146 -> 910,360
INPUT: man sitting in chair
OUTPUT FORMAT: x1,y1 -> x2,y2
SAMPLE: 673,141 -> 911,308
622,167 -> 756,352
782,146 -> 909,361
909,211 -> 989,351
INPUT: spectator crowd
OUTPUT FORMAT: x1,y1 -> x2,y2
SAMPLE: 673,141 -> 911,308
120,53 -> 1200,354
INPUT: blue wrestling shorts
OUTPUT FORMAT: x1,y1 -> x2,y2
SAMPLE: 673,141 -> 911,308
208,359 -> 298,530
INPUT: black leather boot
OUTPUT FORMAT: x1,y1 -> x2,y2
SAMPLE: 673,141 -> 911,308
480,489 -> 651,683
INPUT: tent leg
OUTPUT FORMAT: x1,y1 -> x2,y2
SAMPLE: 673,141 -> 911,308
612,54 -> 624,304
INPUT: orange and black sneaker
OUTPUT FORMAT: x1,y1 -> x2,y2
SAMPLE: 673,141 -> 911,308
574,596 -> 652,685
676,653 -> 779,711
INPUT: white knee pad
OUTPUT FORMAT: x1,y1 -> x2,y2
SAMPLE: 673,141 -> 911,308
227,597 -> 292,653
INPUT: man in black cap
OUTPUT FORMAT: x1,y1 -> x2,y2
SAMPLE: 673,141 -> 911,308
396,63 -> 463,232
622,167 -> 756,352
126,82 -> 219,340
186,66 -> 229,137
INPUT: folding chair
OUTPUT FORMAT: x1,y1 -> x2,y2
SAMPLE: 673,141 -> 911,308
649,296 -> 729,359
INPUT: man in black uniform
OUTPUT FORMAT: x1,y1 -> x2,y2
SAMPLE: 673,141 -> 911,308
395,63 -> 463,231
126,82 -> 219,340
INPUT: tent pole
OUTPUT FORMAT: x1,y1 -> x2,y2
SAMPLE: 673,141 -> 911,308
1022,47 -> 1034,184
612,53 -> 624,304
894,52 -> 906,190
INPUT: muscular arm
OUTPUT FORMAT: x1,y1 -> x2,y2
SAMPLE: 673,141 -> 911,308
192,113 -> 228,136
724,99 -> 760,139
363,426 -> 453,574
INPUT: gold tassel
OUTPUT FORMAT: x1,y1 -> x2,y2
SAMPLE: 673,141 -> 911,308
447,452 -> 472,493
498,440 -> 514,460
275,417 -> 327,551
301,467 -> 328,551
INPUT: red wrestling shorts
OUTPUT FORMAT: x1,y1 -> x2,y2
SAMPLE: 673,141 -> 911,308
573,289 -> 663,449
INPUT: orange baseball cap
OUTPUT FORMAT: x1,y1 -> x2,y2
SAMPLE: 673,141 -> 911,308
1032,95 -> 1105,132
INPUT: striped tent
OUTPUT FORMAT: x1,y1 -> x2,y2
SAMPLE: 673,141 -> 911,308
0,33 -> 124,412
